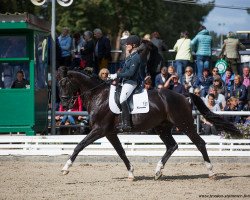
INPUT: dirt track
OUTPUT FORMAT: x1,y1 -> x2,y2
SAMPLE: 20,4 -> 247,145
0,156 -> 250,200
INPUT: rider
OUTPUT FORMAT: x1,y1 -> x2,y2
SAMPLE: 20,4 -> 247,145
109,35 -> 142,131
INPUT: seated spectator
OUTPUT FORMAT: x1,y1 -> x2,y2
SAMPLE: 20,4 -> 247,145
200,93 -> 220,135
223,96 -> 241,123
205,86 -> 226,110
56,92 -> 83,125
209,75 -> 226,95
98,68 -> 110,80
195,68 -> 213,97
168,65 -> 175,75
229,75 -> 247,110
144,76 -> 153,90
242,66 -> 250,88
182,66 -> 197,93
164,73 -> 186,95
211,67 -> 220,79
11,70 -> 30,88
155,66 -> 171,89
221,68 -> 235,97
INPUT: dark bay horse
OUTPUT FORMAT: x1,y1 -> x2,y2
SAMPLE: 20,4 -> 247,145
57,67 -> 240,180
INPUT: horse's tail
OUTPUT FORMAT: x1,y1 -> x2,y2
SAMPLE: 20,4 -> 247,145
189,93 -> 241,138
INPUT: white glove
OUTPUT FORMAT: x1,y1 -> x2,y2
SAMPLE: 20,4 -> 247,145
109,73 -> 117,80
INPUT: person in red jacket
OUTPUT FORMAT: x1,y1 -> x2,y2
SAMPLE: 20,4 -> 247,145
56,93 -> 83,125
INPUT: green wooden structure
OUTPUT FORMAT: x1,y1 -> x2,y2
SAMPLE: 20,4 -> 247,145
0,13 -> 50,135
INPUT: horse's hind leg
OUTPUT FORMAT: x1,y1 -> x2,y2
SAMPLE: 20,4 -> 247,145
61,128 -> 103,175
180,124 -> 216,179
154,124 -> 178,180
106,134 -> 134,180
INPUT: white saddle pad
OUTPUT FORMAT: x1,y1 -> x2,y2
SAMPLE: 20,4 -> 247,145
109,85 -> 149,114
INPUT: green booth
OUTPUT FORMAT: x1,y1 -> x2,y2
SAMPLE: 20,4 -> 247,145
0,13 -> 50,135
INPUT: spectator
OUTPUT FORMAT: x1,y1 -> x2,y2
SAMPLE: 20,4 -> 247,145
211,67 -> 220,79
58,27 -> 72,68
224,96 -> 241,124
195,68 -> 213,97
119,30 -> 130,68
56,93 -> 83,125
98,68 -> 110,81
155,66 -> 171,89
200,93 -> 220,135
209,75 -> 226,95
229,75 -> 247,110
11,70 -> 29,88
219,31 -> 246,75
221,68 -> 235,96
191,25 -> 212,79
242,66 -> 250,88
168,65 -> 175,75
173,31 -> 192,82
150,31 -> 167,65
164,73 -> 186,95
93,28 -> 112,74
81,30 -> 95,70
72,32 -> 85,69
206,86 -> 226,110
144,75 -> 153,90
182,66 -> 197,93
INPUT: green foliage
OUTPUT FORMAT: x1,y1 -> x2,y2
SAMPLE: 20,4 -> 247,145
221,123 -> 250,139
0,0 -> 215,50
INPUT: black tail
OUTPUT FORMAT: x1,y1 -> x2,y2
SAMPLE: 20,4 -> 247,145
189,93 -> 241,138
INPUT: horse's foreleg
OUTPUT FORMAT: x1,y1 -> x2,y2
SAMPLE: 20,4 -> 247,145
62,129 -> 103,175
155,129 -> 178,180
106,134 -> 134,180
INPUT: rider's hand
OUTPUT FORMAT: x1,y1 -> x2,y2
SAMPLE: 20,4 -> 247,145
109,73 -> 117,80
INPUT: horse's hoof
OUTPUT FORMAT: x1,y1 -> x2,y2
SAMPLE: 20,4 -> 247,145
209,174 -> 217,180
62,170 -> 69,175
154,171 -> 162,180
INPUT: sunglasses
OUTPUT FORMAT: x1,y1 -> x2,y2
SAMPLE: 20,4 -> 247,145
213,70 -> 218,72
102,73 -> 108,75
185,70 -> 192,72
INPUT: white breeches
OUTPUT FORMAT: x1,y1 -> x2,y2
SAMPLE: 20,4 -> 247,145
119,83 -> 137,103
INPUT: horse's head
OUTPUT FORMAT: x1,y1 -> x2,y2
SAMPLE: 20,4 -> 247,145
57,66 -> 79,110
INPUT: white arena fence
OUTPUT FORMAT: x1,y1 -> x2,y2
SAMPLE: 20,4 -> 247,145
0,135 -> 249,157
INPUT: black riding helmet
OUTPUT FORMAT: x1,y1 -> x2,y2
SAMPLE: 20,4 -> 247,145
126,35 -> 141,47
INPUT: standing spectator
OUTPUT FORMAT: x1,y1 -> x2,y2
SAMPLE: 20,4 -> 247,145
58,27 -> 72,68
221,68 -> 235,97
191,25 -> 212,79
119,30 -> 130,68
81,30 -> 95,70
150,31 -> 167,65
182,66 -> 197,93
219,31 -> 246,75
173,31 -> 192,82
229,75 -> 247,110
155,66 -> 171,89
98,68 -> 110,81
72,32 -> 86,69
195,68 -> 213,97
11,70 -> 29,89
164,73 -> 186,95
242,66 -> 250,88
93,28 -> 112,74
200,93 -> 220,135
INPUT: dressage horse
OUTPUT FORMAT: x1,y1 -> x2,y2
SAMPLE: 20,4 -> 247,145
57,67 -> 240,180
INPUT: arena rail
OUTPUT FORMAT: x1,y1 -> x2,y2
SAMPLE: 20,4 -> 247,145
0,135 -> 249,157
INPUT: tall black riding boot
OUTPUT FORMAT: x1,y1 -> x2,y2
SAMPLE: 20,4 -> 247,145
117,101 -> 132,132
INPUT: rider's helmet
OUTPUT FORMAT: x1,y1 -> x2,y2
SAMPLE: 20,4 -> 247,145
126,35 -> 141,47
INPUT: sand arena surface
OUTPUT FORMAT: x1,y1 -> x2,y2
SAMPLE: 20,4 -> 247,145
0,156 -> 249,200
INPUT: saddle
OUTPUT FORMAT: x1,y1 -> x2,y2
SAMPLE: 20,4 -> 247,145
108,84 -> 149,114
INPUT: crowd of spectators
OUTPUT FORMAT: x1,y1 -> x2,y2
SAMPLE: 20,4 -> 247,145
53,26 -> 249,135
